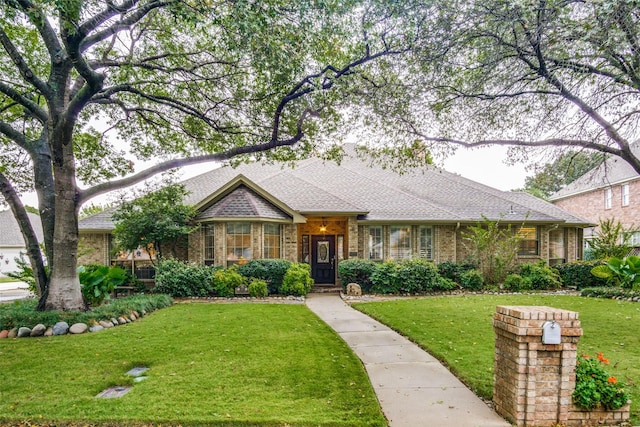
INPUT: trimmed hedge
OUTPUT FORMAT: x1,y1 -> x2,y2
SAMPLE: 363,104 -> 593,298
555,261 -> 610,289
237,259 -> 292,294
437,260 -> 477,284
370,259 -> 455,294
337,259 -> 376,292
281,263 -> 314,296
153,259 -> 215,297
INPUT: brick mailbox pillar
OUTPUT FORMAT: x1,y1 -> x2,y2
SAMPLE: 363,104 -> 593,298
493,306 -> 582,427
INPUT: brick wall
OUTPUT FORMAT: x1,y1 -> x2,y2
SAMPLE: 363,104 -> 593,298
553,178 -> 640,231
78,233 -> 109,265
493,306 -> 629,427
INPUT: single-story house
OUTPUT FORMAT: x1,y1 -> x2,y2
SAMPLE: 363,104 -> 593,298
79,144 -> 591,285
0,210 -> 43,276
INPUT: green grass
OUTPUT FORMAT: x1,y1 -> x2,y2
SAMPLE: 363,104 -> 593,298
0,277 -> 20,283
0,303 -> 386,426
353,294 -> 640,423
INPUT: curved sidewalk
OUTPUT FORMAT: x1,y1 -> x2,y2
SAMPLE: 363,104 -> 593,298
306,293 -> 511,427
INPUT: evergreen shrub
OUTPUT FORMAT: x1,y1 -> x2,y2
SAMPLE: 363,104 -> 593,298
281,263 -> 313,296
154,259 -> 214,297
237,259 -> 292,294
337,258 -> 376,292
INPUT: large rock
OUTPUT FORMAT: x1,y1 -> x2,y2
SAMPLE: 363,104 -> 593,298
0,330 -> 9,339
7,328 -> 17,338
110,318 -> 119,326
30,324 -> 46,337
99,320 -> 114,329
17,327 -> 32,338
69,323 -> 88,334
346,283 -> 362,296
117,317 -> 127,325
53,321 -> 70,336
44,327 -> 53,337
89,325 -> 104,333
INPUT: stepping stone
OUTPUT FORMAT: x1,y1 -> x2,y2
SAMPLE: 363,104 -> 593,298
96,386 -> 131,398
126,367 -> 149,377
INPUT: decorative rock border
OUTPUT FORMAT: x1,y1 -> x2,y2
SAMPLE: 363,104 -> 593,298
0,310 -> 146,339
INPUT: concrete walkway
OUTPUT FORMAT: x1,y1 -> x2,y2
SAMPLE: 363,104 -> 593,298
306,293 -> 511,427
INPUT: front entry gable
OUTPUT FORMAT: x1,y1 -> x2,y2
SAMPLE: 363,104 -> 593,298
196,175 -> 306,223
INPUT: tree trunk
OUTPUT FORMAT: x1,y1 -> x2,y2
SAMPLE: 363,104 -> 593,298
43,141 -> 87,311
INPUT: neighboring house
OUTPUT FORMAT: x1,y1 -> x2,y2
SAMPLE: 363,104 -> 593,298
550,149 -> 640,246
0,210 -> 44,276
79,145 -> 590,285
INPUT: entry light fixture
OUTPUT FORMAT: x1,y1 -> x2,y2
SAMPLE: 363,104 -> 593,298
319,217 -> 327,233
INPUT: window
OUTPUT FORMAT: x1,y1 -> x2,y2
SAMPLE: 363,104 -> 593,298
605,187 -> 612,209
368,226 -> 383,260
622,184 -> 630,206
204,224 -> 215,266
629,231 -> 640,247
263,223 -> 281,259
517,226 -> 539,256
549,229 -> 566,265
419,226 -> 433,259
390,226 -> 412,260
226,223 -> 252,265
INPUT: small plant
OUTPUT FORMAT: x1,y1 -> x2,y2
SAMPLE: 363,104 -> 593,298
460,269 -> 484,290
79,264 -> 127,306
573,353 -> 630,410
213,268 -> 245,297
591,256 -> 640,289
281,263 -> 314,296
248,279 -> 268,298
502,274 -> 532,291
588,218 -> 636,260
518,262 -> 562,290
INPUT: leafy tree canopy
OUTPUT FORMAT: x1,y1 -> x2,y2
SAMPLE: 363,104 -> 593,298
521,150 -> 605,199
112,184 -> 197,263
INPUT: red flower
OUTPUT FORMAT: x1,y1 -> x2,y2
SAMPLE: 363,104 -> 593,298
597,352 -> 610,364
608,376 -> 617,384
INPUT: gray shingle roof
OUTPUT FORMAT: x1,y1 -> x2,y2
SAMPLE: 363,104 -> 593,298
0,210 -> 44,247
198,185 -> 290,220
80,144 -> 590,229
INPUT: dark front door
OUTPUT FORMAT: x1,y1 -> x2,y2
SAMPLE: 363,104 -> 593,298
311,235 -> 336,284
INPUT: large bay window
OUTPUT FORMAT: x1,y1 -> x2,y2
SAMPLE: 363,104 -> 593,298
263,223 -> 281,259
226,223 -> 252,265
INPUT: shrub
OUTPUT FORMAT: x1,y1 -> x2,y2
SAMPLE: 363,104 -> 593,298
591,255 -> 640,289
555,261 -> 609,289
237,259 -> 292,294
79,264 -> 127,306
503,274 -> 532,292
437,276 -> 457,291
580,287 -> 640,300
437,260 -> 477,284
573,353 -> 630,410
281,263 -> 314,296
213,268 -> 245,297
371,260 -> 401,294
460,269 -> 484,290
153,259 -> 214,297
337,258 -> 376,292
248,279 -> 268,298
518,262 -> 562,290
397,259 -> 442,293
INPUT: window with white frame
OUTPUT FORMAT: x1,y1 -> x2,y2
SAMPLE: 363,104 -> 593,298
263,223 -> 281,259
622,183 -> 630,206
418,226 -> 433,259
390,225 -> 412,260
368,226 -> 383,260
204,224 -> 215,265
226,223 -> 252,265
605,187 -> 612,209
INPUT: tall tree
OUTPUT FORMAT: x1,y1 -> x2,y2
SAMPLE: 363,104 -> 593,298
0,0 -> 433,310
373,0 -> 640,172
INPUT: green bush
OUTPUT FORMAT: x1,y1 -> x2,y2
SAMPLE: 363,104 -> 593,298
437,260 -> 477,284
573,353 -> 630,410
371,259 -> 452,294
237,259 -> 292,294
213,268 -> 246,297
580,286 -> 640,299
460,269 -> 484,290
337,259 -> 377,292
437,276 -> 457,291
281,263 -> 314,296
248,279 -> 268,298
555,261 -> 610,289
79,264 -> 127,306
518,262 -> 562,290
503,274 -> 532,292
153,259 -> 214,297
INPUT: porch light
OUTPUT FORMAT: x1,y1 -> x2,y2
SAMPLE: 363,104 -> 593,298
319,218 -> 327,233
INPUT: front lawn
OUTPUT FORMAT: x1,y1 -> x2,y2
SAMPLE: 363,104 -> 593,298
353,294 -> 640,423
0,303 -> 386,426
